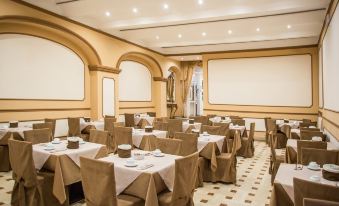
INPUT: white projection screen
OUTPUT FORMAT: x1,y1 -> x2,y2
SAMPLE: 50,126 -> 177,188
119,61 -> 152,101
208,55 -> 312,107
0,34 -> 84,100
323,5 -> 339,112
103,78 -> 115,116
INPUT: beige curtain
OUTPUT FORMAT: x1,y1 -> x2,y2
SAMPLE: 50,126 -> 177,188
167,72 -> 175,102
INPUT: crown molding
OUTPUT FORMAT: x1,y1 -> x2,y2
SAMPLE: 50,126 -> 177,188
89,65 -> 121,74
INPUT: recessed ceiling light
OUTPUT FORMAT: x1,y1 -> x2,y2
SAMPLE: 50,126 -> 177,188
198,0 -> 204,5
163,3 -> 169,9
202,32 -> 207,36
256,27 -> 260,32
178,34 -> 182,38
155,35 -> 160,40
105,11 -> 111,17
228,30 -> 232,34
132,8 -> 138,13
287,24 -> 292,29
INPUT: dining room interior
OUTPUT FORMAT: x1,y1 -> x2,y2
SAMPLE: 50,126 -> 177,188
0,0 -> 339,206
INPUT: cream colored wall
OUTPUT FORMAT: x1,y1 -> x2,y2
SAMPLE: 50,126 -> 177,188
0,0 -> 180,122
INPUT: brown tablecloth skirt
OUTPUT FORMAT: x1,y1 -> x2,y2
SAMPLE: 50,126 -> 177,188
285,146 -> 297,164
123,172 -> 167,206
270,182 -> 294,206
0,132 -> 24,145
225,136 -> 242,154
41,146 -> 108,204
0,132 -> 25,172
138,135 -> 157,151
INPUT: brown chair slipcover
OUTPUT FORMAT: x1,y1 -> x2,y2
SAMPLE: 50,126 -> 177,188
294,178 -> 339,206
80,157 -> 144,206
105,115 -> 115,118
153,122 -> 169,131
267,119 -> 277,145
237,122 -> 255,158
201,125 -> 221,135
192,116 -> 209,126
296,140 -> 327,164
89,129 -> 109,147
147,112 -> 156,117
213,122 -> 230,137
8,140 -> 61,206
231,119 -> 245,126
300,128 -> 320,132
270,182 -> 294,206
300,131 -> 325,141
158,152 -> 199,206
168,119 -> 183,138
24,128 -> 52,145
104,118 -> 117,132
264,117 -> 272,144
68,117 -> 81,137
173,132 -> 198,156
301,148 -> 338,166
269,132 -> 285,184
155,117 -> 169,123
302,119 -> 312,123
0,145 -> 11,172
303,198 -> 339,206
299,122 -> 317,128
104,118 -> 119,153
33,122 -> 54,138
114,127 -> 133,147
124,113 -> 135,128
280,125 -> 291,139
155,138 -> 182,155
44,118 -> 56,138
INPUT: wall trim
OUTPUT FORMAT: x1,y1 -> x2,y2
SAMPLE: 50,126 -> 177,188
89,65 -> 121,74
323,116 -> 339,129
153,77 -> 167,82
204,108 -> 318,116
0,108 -> 91,112
119,106 -> 155,109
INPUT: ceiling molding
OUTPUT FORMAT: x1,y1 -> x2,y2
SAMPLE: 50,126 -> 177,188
153,77 -> 168,82
88,65 -> 121,74
317,0 -> 338,45
120,8 -> 326,31
56,0 -> 82,5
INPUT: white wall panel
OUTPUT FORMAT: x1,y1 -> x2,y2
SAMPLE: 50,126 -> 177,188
323,5 -> 339,111
119,61 -> 152,101
208,55 -> 312,107
103,78 -> 115,116
0,34 -> 84,100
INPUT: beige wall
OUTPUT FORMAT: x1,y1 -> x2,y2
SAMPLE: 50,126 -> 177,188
0,0 -> 179,122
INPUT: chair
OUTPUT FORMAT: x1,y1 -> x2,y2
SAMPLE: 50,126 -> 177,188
24,128 -> 52,144
147,112 -> 156,117
0,145 -> 10,172
237,122 -> 255,158
213,122 -> 230,137
300,131 -> 325,141
302,119 -> 312,123
264,117 -> 272,144
8,140 -> 61,206
168,119 -> 183,138
114,127 -> 133,147
155,138 -> 182,155
124,113 -> 135,128
301,148 -> 338,166
33,122 -> 54,138
68,117 -> 81,136
231,119 -> 245,126
269,132 -> 285,184
80,157 -> 144,206
300,128 -> 320,132
155,117 -> 169,123
89,129 -> 109,146
299,122 -> 317,128
296,140 -> 327,164
192,116 -> 209,126
104,117 -> 117,132
44,118 -> 56,138
104,119 -> 121,153
104,115 -> 115,119
157,152 -> 199,206
154,121 -> 169,132
201,125 -> 221,135
303,198 -> 339,206
294,178 -> 339,206
174,132 -> 198,156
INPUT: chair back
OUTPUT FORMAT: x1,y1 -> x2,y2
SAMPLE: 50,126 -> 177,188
44,118 -> 56,137
293,178 -> 339,206
104,118 -> 117,133
171,152 -> 199,206
155,138 -> 182,155
8,140 -> 38,187
124,113 -> 135,127
104,115 -> 115,119
213,122 -> 230,137
302,119 -> 312,123
299,122 -> 317,128
301,148 -> 338,166
24,128 -> 52,144
33,122 -> 54,138
230,116 -> 240,119
231,130 -> 242,156
201,125 -> 221,135
280,125 -> 291,139
155,117 -> 169,123
300,128 -> 320,132
147,112 -> 156,117
80,157 -> 117,206
192,116 -> 209,125
297,140 -> 327,164
153,121 -> 169,131
264,117 -> 271,131
303,198 -> 339,206
248,122 -> 255,141
174,132 -> 198,156
300,131 -> 324,141
269,132 -> 277,162
114,127 -> 133,147
231,119 -> 245,126
267,119 -> 277,134
68,117 -> 81,136
168,119 -> 183,138
89,130 -> 109,145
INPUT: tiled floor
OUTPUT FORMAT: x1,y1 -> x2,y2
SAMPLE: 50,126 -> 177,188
0,141 -> 274,206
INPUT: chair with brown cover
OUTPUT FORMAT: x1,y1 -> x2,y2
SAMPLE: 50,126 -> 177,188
8,139 -> 61,206
80,157 -> 144,206
168,119 -> 183,138
173,132 -> 198,156
301,148 -> 338,166
89,129 -> 109,147
0,145 -> 10,172
155,117 -> 169,123
303,198 -> 339,206
44,118 -> 56,138
296,140 -> 327,164
124,113 -> 135,128
153,121 -> 169,131
294,178 -> 339,206
157,152 -> 199,206
33,122 -> 54,139
104,115 -> 115,119
24,128 -> 52,145
147,112 -> 156,117
299,122 -> 317,128
264,117 -> 271,144
300,131 -> 325,141
114,127 -> 133,147
68,117 -> 81,136
269,132 -> 285,184
104,118 -> 117,132
201,125 -> 221,135
302,119 -> 312,123
155,138 -> 182,155
104,119 -> 121,153
267,119 -> 277,145
213,122 -> 230,137
231,119 -> 245,126
229,116 -> 240,119
237,122 -> 255,158
192,116 -> 209,126
300,128 -> 320,132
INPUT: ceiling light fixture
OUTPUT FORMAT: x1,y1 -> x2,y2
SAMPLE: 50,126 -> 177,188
256,28 -> 260,32
132,8 -> 138,13
198,0 -> 204,5
163,3 -> 169,9
178,34 -> 182,38
105,11 -> 111,16
287,24 -> 292,29
228,30 -> 232,34
202,32 -> 206,36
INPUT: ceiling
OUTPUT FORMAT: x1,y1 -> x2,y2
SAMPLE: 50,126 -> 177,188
23,0 -> 331,61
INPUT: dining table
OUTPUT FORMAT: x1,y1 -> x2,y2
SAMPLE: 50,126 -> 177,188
100,150 -> 180,206
134,116 -> 155,128
0,124 -> 32,145
132,129 -> 168,151
80,119 -> 105,132
182,121 -> 202,133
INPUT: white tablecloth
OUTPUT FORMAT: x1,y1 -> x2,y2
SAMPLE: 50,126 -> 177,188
198,134 -> 224,153
100,150 -> 180,195
132,129 -> 167,148
209,116 -> 231,123
0,125 -> 32,140
277,121 -> 299,129
230,125 -> 246,136
275,163 -> 337,202
134,116 -> 155,126
80,120 -> 105,131
286,139 -> 337,152
32,140 -> 104,169
182,122 -> 202,132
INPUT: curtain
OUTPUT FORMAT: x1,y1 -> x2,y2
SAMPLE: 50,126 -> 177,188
181,61 -> 198,117
167,72 -> 175,102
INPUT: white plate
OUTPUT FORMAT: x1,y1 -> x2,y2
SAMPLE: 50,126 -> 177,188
309,175 -> 321,182
44,147 -> 55,151
307,165 -> 321,171
153,153 -> 165,157
124,163 -> 138,167
79,141 -> 86,145
323,164 -> 339,173
51,141 -> 62,144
